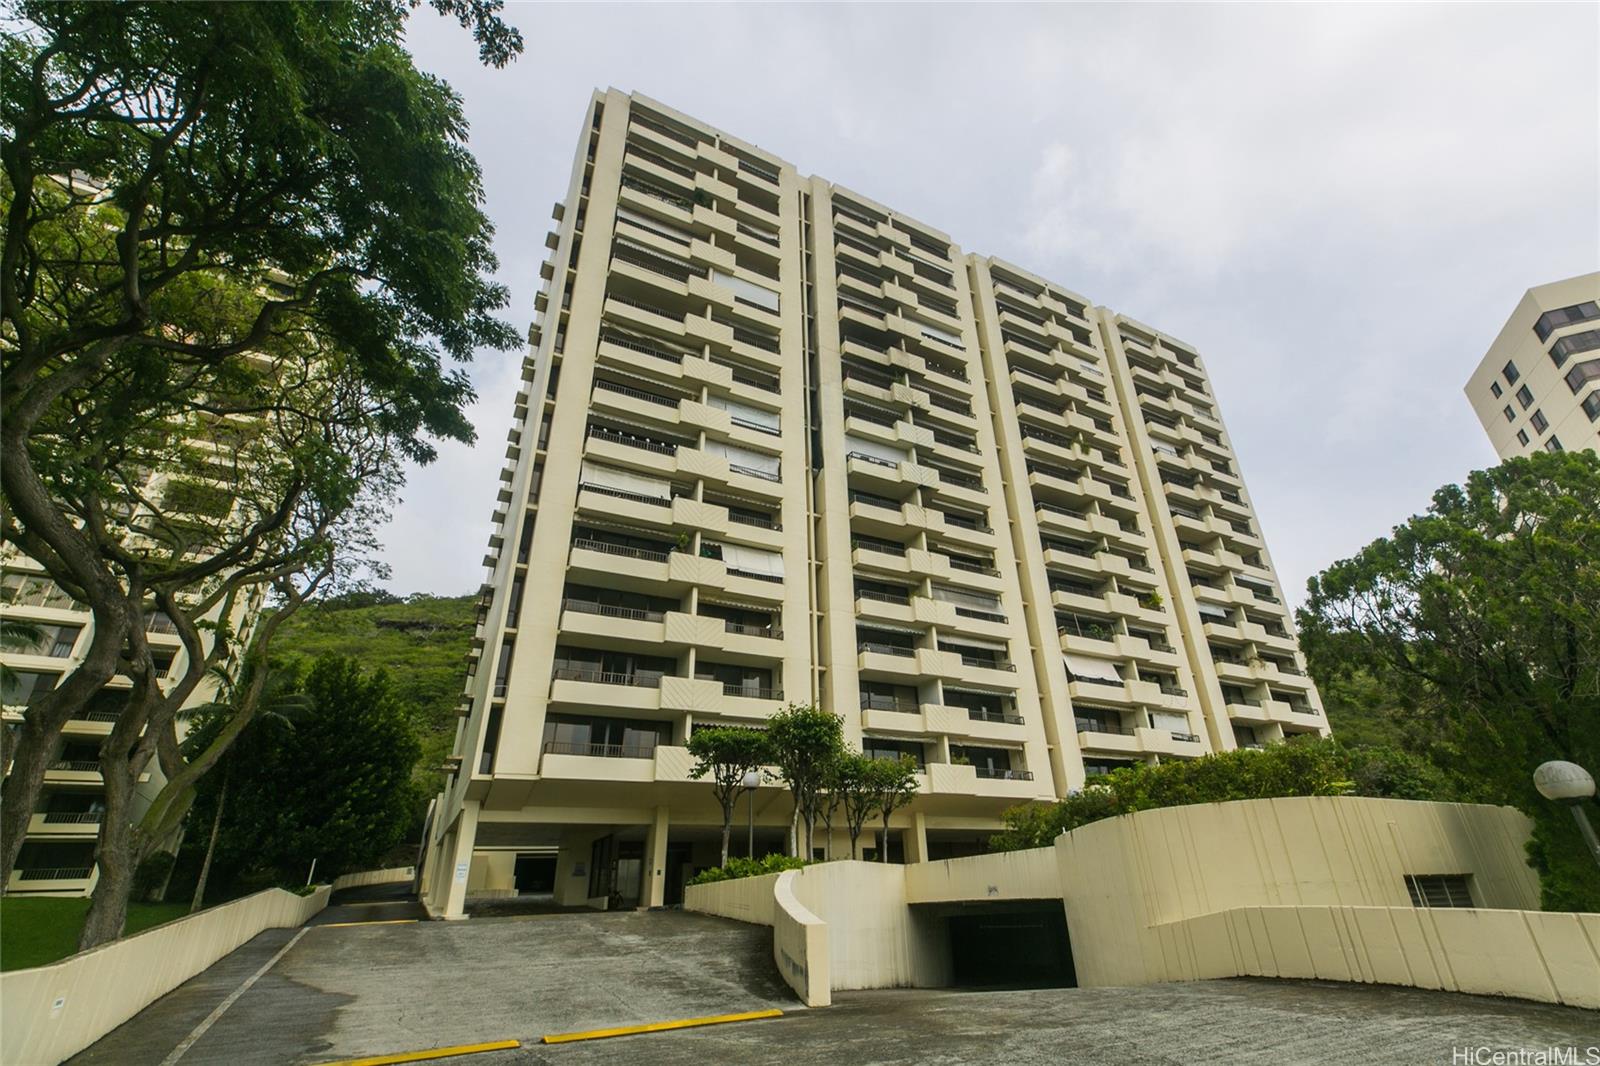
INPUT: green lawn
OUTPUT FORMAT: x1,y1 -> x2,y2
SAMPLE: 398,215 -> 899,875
1,898 -> 191,971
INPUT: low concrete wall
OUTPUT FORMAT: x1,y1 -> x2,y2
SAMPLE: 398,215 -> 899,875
331,866 -> 416,891
1157,905 -> 1600,1010
904,847 -> 1058,904
684,870 -> 781,926
2,885 -> 330,1066
772,871 -> 830,1006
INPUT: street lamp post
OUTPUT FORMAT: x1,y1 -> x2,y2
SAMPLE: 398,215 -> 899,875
1533,761 -> 1600,870
741,769 -> 762,859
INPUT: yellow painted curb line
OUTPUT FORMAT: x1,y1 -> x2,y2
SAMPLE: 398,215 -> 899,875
542,1008 -> 784,1044
318,918 -> 420,929
317,1039 -> 519,1066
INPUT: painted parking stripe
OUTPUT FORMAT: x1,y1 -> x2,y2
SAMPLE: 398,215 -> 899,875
317,918 -> 420,929
158,928 -> 309,1066
541,1008 -> 784,1044
316,1039 -> 520,1066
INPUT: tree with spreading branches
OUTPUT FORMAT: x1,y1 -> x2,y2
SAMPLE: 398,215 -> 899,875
687,726 -> 771,867
0,0 -> 521,946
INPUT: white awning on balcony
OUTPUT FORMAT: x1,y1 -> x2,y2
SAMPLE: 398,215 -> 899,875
917,319 -> 962,346
579,461 -> 672,502
712,270 -> 780,312
706,439 -> 781,476
1149,711 -> 1190,733
844,433 -> 909,466
617,205 -> 693,244
1063,653 -> 1122,682
944,683 -> 1011,697
710,394 -> 780,431
931,585 -> 1001,610
1197,603 -> 1232,621
720,543 -> 784,577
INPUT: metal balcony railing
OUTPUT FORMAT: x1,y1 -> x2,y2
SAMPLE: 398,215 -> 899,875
50,760 -> 100,772
858,641 -> 915,658
570,538 -> 671,563
550,667 -> 664,689
542,740 -> 656,760
861,694 -> 919,713
722,684 -> 782,701
974,766 -> 1033,781
1076,719 -> 1132,736
968,709 -> 1024,726
560,599 -> 666,623
722,619 -> 780,638
18,866 -> 93,881
43,811 -> 103,824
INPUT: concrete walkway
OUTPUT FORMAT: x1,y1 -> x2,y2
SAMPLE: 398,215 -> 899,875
67,909 -> 795,1066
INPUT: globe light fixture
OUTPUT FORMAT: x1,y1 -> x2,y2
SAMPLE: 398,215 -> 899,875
1533,761 -> 1600,870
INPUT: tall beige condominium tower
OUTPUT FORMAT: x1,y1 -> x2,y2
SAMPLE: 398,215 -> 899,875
419,91 -> 1326,917
1465,272 -> 1600,458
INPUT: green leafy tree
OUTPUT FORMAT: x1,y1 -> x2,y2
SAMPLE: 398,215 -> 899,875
0,0 -> 520,946
866,756 -> 921,863
765,705 -> 844,858
687,726 -> 771,867
1298,451 -> 1600,911
183,655 -> 421,895
831,752 -> 878,860
990,737 -> 1453,851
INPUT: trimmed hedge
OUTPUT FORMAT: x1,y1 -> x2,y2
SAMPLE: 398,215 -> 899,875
686,853 -> 811,886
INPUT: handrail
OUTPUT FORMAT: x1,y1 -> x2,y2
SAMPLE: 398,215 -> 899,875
560,598 -> 666,623
550,667 -> 664,688
570,538 -> 670,563
543,740 -> 657,759
858,641 -> 915,658
722,683 -> 783,700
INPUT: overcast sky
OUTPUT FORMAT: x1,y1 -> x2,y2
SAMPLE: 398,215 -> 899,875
384,3 -> 1599,608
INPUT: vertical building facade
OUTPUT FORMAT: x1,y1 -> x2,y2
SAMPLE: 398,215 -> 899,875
1466,272 -> 1600,458
420,91 -> 1325,917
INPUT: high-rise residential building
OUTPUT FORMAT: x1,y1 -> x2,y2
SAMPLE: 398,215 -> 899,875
1465,272 -> 1600,458
419,91 -> 1326,918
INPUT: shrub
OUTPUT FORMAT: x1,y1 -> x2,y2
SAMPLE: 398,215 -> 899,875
686,853 -> 810,886
990,736 -> 1460,851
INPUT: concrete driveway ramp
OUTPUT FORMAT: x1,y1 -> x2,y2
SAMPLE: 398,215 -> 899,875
69,909 -> 798,1065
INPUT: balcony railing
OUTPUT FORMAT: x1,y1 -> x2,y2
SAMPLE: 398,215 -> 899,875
723,619 -> 781,638
856,588 -> 911,606
542,740 -> 656,760
947,557 -> 998,576
848,490 -> 900,512
955,655 -> 1015,671
861,694 -> 919,713
1069,675 -> 1124,689
942,511 -> 992,533
587,426 -> 679,457
594,378 -> 682,408
974,766 -> 1033,781
18,866 -> 93,881
560,599 -> 666,623
722,684 -> 782,700
968,709 -> 1024,726
1170,732 -> 1202,743
578,483 -> 673,508
43,811 -> 103,824
49,760 -> 100,772
570,538 -> 671,563
550,667 -> 664,688
729,463 -> 781,483
728,510 -> 782,531
1076,718 -> 1133,735
858,641 -> 915,658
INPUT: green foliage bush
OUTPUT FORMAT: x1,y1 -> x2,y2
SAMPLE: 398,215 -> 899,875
686,853 -> 811,887
990,737 -> 1457,851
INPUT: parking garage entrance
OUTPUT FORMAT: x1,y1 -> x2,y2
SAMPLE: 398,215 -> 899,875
920,900 -> 1076,988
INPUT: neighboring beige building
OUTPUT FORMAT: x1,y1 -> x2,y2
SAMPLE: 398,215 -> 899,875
1466,272 -> 1600,458
420,90 -> 1327,917
2,494 -> 260,896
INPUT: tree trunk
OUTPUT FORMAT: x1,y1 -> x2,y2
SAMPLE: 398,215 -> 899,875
192,770 -> 229,914
79,791 -> 139,951
0,719 -> 59,891
153,826 -> 185,904
879,816 -> 891,862
718,800 -> 732,868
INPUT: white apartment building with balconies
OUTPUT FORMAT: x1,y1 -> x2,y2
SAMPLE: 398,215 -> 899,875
1466,272 -> 1600,458
419,90 -> 1326,918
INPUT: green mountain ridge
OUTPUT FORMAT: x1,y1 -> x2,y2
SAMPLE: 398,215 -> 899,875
270,591 -> 477,779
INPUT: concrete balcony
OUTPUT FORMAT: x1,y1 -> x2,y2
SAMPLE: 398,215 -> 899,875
567,541 -> 671,584
1067,678 -> 1136,708
1076,727 -> 1143,757
7,867 -> 95,894
1114,632 -> 1180,666
860,705 -> 926,735
1135,727 -> 1207,758
924,761 -> 978,795
559,603 -> 667,644
574,485 -> 672,528
905,548 -> 955,584
927,705 -> 1028,743
1226,700 -> 1273,726
27,811 -> 105,837
846,454 -> 939,494
971,768 -> 1044,800
662,611 -> 723,648
856,645 -> 924,681
671,497 -> 733,539
548,673 -> 664,713
43,761 -> 104,786
539,747 -> 658,784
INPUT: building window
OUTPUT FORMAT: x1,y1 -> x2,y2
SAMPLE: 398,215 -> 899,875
1565,358 -> 1600,393
1530,410 -> 1548,434
1516,429 -> 1530,446
1,669 -> 62,707
1515,384 -> 1533,409
1548,329 -> 1600,368
1502,360 -> 1520,385
1502,404 -> 1515,423
1489,382 -> 1502,398
1534,301 -> 1600,342
1583,391 -> 1600,422
1544,436 -> 1563,452
1405,874 -> 1474,908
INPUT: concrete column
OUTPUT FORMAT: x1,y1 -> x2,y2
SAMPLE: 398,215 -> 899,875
439,800 -> 480,920
905,810 -> 929,864
641,805 -> 670,909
